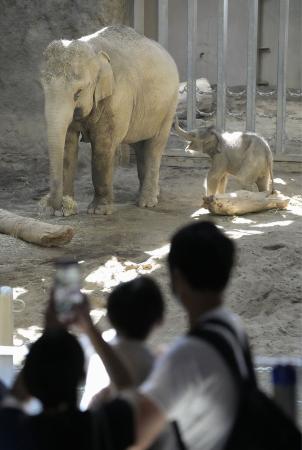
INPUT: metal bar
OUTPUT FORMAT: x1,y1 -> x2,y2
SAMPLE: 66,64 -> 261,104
255,356 -> 302,368
216,0 -> 228,132
276,0 -> 289,154
133,0 -> 145,35
187,0 -> 198,130
158,0 -> 169,49
246,0 -> 259,132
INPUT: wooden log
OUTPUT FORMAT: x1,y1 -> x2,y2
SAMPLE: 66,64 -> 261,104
203,191 -> 290,216
0,209 -> 75,247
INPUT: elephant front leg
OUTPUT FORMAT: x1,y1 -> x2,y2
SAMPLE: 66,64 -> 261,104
40,129 -> 79,217
137,117 -> 173,208
88,143 -> 115,215
206,169 -> 224,196
256,174 -> 271,193
206,156 -> 227,196
62,129 -> 79,216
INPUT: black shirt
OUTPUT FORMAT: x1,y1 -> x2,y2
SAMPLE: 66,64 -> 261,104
0,398 -> 134,450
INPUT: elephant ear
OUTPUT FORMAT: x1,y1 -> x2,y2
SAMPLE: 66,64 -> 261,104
94,51 -> 114,106
208,126 -> 224,152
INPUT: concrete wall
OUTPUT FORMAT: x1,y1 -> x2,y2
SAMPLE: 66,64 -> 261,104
166,0 -> 250,85
143,0 -> 301,88
0,0 -> 131,166
0,0 -> 300,172
259,0 -> 302,87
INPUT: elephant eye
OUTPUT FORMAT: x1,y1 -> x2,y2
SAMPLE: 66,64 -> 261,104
74,89 -> 82,101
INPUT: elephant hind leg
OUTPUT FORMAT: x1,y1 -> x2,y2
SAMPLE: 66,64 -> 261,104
235,146 -> 269,190
132,141 -> 146,191
88,143 -> 115,215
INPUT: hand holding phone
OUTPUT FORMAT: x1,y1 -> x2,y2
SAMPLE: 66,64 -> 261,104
53,258 -> 84,322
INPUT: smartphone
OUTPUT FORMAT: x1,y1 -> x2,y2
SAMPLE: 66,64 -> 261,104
53,258 -> 84,321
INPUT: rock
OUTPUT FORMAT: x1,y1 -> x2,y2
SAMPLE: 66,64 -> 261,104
177,78 -> 213,118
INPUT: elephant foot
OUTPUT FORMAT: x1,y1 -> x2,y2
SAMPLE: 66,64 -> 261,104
137,191 -> 158,208
61,196 -> 78,216
87,198 -> 113,215
39,194 -> 78,217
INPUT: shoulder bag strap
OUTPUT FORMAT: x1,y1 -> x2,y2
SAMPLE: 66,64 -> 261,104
171,420 -> 188,450
189,327 -> 244,385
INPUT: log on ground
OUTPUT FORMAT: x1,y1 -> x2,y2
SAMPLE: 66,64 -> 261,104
0,209 -> 75,247
203,191 -> 290,216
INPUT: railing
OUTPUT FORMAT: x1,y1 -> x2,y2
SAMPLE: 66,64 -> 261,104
0,287 -> 25,386
0,287 -> 14,386
255,356 -> 302,422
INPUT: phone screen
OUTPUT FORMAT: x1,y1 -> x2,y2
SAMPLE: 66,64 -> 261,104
53,259 -> 83,321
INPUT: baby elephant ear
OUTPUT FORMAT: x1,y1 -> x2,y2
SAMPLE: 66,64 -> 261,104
94,51 -> 114,106
208,127 -> 223,150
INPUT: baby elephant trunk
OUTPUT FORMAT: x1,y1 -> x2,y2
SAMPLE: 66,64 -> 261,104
173,116 -> 197,141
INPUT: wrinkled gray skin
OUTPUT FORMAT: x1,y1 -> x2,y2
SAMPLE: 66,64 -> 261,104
174,118 -> 274,195
41,26 -> 179,216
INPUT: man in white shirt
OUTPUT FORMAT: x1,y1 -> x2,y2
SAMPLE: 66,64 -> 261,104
72,221 -> 249,450
129,221 -> 249,450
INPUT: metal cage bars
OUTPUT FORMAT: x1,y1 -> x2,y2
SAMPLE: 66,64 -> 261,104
187,0 -> 198,130
133,0 -> 144,36
133,0 -> 292,153
276,0 -> 289,154
216,0 -> 228,132
246,0 -> 259,132
158,0 -> 169,49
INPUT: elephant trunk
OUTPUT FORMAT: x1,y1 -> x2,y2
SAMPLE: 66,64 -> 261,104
44,100 -> 74,210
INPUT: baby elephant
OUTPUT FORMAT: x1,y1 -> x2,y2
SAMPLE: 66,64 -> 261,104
174,118 -> 275,195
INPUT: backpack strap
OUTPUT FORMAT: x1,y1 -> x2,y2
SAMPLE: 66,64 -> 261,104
199,318 -> 257,386
91,407 -> 112,450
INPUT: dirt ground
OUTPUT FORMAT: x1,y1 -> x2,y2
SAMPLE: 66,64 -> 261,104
0,91 -> 301,368
0,140 -> 301,362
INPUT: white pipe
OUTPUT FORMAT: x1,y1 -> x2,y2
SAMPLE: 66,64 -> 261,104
0,286 -> 14,386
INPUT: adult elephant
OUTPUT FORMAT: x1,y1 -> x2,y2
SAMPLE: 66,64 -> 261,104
41,25 -> 179,216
